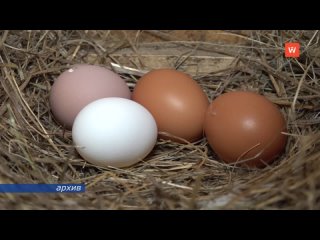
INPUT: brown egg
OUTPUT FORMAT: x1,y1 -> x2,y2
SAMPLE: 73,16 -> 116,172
132,69 -> 209,142
50,64 -> 131,129
204,91 -> 287,168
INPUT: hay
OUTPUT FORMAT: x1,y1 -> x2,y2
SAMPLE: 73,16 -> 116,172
0,30 -> 319,209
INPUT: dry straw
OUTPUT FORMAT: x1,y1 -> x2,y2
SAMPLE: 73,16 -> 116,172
0,30 -> 319,209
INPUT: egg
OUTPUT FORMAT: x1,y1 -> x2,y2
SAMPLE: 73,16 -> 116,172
72,98 -> 157,168
132,69 -> 209,143
49,64 -> 131,129
204,91 -> 287,168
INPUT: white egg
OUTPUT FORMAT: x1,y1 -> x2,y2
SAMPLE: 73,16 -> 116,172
72,98 -> 158,168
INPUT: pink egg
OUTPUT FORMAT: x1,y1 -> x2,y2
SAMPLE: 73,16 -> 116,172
49,64 -> 131,129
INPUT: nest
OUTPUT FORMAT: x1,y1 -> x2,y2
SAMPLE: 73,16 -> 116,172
0,30 -> 319,209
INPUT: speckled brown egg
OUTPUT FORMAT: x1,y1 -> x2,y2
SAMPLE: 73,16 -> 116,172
49,64 -> 131,129
132,69 -> 209,143
204,91 -> 287,168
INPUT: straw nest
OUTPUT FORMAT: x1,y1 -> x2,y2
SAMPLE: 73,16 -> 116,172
0,30 -> 319,209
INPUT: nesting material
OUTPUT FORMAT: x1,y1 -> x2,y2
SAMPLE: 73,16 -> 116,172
0,30 -> 319,209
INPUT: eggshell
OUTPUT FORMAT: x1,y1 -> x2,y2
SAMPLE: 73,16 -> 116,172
72,98 -> 158,168
49,64 -> 131,129
132,69 -> 209,143
204,91 -> 287,168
